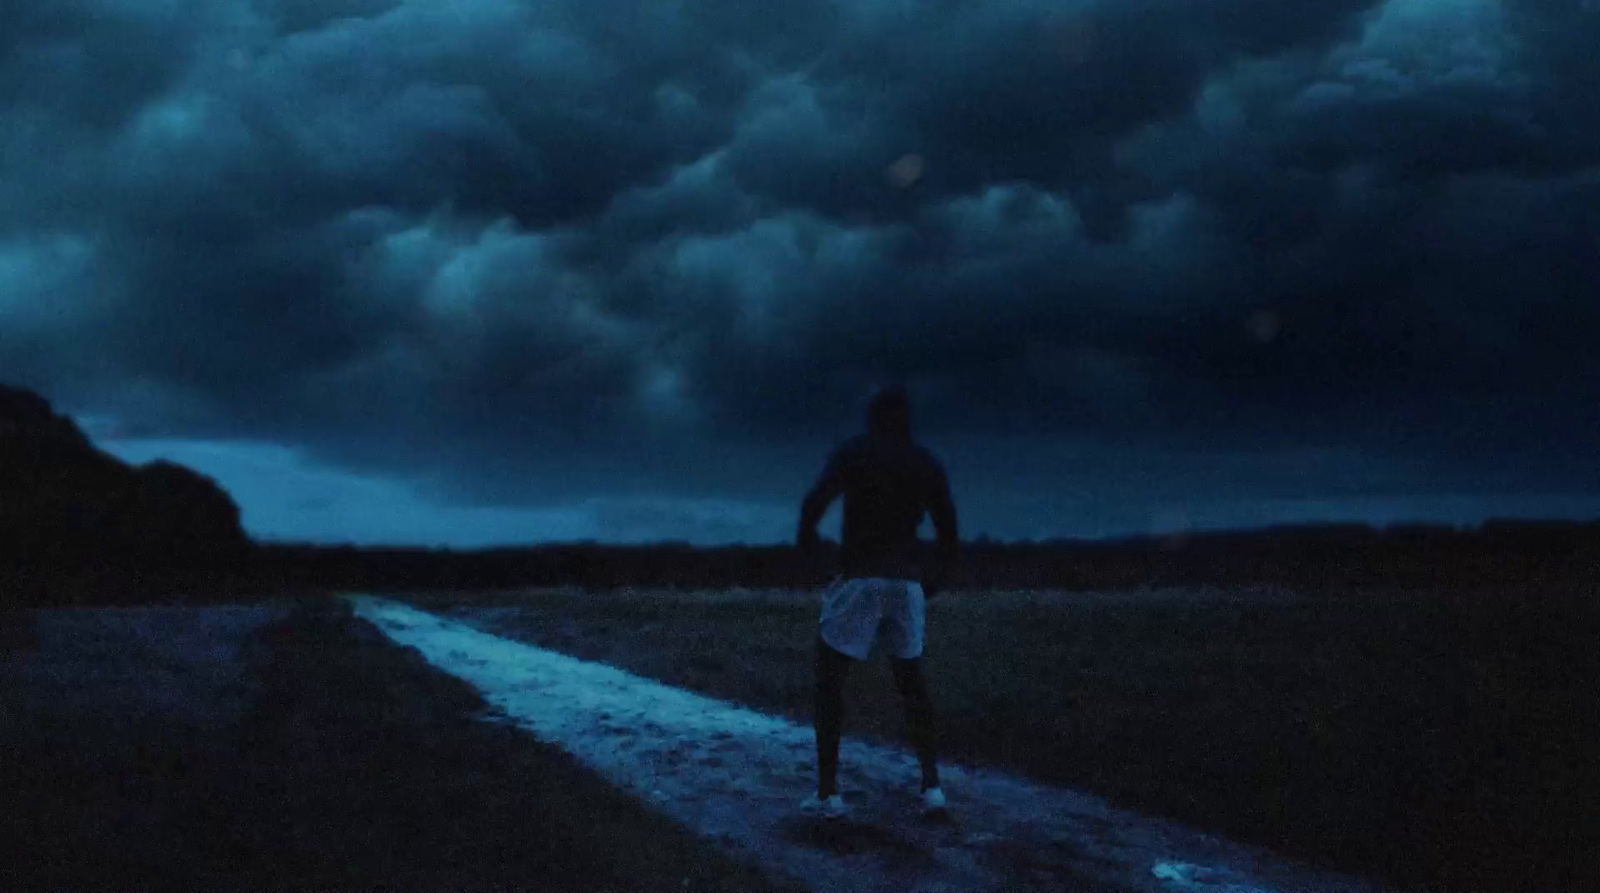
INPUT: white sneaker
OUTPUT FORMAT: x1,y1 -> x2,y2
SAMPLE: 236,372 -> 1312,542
920,786 -> 948,816
799,793 -> 850,820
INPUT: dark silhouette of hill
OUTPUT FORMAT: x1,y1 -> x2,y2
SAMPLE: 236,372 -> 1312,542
1,384 -> 252,607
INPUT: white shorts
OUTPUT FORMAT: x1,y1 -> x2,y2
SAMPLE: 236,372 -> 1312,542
818,577 -> 926,661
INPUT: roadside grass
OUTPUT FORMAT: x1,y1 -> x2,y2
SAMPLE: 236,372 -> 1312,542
0,597 -> 801,893
404,585 -> 1600,893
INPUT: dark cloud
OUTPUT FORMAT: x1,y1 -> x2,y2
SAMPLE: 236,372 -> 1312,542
262,0 -> 404,35
3,0 -> 1598,539
0,1 -> 206,131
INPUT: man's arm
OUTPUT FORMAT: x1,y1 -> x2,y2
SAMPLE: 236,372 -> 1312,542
924,462 -> 959,595
797,448 -> 847,553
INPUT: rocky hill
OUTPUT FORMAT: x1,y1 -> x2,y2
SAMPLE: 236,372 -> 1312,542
1,384 -> 252,606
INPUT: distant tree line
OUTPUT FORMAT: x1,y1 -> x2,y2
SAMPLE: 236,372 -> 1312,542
252,519 -> 1600,596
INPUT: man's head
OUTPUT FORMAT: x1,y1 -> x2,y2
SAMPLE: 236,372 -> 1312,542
866,383 -> 912,439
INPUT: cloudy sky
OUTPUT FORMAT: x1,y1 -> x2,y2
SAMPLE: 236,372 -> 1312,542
4,0 -> 1598,546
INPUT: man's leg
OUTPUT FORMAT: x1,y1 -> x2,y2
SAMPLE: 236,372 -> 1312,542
890,656 -> 940,792
814,634 -> 852,799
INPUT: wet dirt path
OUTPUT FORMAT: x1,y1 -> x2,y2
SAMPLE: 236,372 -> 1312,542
353,595 -> 1398,893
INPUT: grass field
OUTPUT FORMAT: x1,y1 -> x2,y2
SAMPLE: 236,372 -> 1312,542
406,584 -> 1600,893
0,598 -> 799,893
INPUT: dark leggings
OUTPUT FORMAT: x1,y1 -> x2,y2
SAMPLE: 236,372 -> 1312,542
814,635 -> 940,799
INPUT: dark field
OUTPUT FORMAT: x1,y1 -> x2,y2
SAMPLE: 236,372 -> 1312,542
0,599 -> 798,893
407,584 -> 1600,893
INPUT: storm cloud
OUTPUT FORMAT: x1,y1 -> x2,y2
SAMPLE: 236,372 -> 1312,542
4,0 -> 1598,543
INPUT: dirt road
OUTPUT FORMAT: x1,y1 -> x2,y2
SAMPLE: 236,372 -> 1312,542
355,595 -> 1400,893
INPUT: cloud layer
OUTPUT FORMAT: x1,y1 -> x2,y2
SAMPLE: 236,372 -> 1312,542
4,0 -> 1598,540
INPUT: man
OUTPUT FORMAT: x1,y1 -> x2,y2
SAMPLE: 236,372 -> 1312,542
795,383 -> 959,820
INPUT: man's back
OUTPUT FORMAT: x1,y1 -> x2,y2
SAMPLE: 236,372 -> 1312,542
830,434 -> 949,576
798,386 -> 958,580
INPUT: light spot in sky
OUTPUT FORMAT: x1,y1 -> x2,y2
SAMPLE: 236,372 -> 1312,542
129,93 -> 213,148
637,363 -> 698,426
1248,308 -> 1282,343
887,153 -> 925,189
